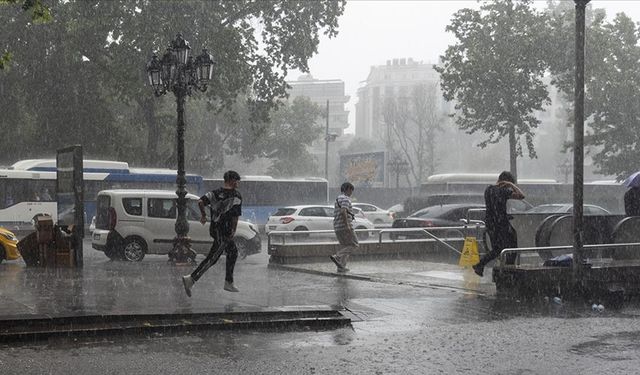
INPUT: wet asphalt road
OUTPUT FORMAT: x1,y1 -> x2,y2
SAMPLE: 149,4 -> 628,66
3,240 -> 640,374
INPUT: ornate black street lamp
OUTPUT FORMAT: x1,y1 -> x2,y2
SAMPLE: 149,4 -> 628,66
146,33 -> 214,262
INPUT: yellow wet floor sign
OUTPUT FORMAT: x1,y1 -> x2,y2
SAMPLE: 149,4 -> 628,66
459,237 -> 480,267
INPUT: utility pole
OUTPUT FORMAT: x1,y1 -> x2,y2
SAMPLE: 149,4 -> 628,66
325,100 -> 330,203
573,0 -> 590,282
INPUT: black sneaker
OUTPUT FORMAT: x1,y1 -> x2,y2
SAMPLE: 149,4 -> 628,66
182,275 -> 194,297
472,263 -> 484,277
329,255 -> 342,268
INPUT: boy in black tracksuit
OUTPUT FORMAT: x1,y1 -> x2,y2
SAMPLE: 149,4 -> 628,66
182,170 -> 242,296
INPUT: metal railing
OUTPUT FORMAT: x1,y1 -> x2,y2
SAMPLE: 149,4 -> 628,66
498,242 -> 640,266
267,225 -> 485,256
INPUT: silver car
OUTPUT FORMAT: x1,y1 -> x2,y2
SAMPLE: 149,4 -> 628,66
352,203 -> 396,226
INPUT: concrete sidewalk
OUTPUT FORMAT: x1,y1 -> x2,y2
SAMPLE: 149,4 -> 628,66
0,249 -> 494,319
0,248 -> 497,341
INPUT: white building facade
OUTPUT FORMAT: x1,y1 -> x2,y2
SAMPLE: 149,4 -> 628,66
286,74 -> 351,186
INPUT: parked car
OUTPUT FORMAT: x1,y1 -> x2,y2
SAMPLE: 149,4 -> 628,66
387,203 -> 404,216
0,227 -> 20,264
91,190 -> 261,262
526,203 -> 611,215
265,205 -> 374,240
391,203 -> 485,239
402,194 -> 532,218
352,203 -> 395,225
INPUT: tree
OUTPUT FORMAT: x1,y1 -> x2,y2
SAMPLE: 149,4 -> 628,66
582,14 -> 640,179
0,3 -> 124,161
435,0 -> 550,180
380,83 -> 444,188
0,0 -> 51,69
0,0 -> 345,167
544,3 -> 640,179
408,83 -> 443,180
248,96 -> 324,177
69,0 -> 346,166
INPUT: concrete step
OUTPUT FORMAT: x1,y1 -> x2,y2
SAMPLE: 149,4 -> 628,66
0,306 -> 350,343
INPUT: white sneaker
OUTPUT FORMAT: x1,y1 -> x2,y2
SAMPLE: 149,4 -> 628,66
224,281 -> 239,292
182,275 -> 194,297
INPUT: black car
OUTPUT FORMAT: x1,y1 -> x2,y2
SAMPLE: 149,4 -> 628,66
390,203 -> 485,239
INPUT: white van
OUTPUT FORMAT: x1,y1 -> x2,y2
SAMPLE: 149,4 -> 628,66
91,189 -> 261,261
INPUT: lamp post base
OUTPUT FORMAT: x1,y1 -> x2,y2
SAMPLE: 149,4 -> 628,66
168,236 -> 197,263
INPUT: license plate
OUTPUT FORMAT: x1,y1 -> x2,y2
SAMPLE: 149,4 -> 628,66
268,225 -> 277,230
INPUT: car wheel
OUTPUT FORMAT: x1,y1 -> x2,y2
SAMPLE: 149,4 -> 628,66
292,226 -> 309,241
356,226 -> 368,241
235,238 -> 249,260
0,244 -> 5,264
123,236 -> 146,262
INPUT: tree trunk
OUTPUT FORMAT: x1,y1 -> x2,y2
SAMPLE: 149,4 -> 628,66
508,124 -> 518,182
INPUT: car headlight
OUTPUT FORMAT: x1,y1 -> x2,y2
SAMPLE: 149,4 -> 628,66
1,232 -> 17,241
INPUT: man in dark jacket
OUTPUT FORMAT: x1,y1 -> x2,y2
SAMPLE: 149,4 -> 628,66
473,171 -> 525,277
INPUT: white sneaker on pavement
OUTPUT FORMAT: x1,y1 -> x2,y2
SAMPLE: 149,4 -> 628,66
224,281 -> 239,292
330,255 -> 349,273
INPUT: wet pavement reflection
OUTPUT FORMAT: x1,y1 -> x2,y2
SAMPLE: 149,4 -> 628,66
4,239 -> 640,373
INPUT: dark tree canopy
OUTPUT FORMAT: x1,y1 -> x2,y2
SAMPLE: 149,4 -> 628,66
0,0 -> 345,170
544,2 -> 640,179
435,0 -> 550,179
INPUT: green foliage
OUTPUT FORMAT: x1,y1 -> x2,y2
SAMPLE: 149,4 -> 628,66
436,0 -> 550,177
343,137 -> 381,154
0,51 -> 11,70
0,0 -> 345,168
0,0 -> 51,22
254,96 -> 324,177
584,13 -> 640,179
543,3 -> 640,179
0,0 -> 51,69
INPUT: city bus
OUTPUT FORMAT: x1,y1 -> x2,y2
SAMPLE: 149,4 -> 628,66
420,173 -> 561,206
419,173 -> 625,213
203,176 -> 328,226
0,159 -> 204,229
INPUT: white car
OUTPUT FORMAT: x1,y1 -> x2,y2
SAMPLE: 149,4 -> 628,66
265,205 -> 374,239
91,190 -> 261,261
352,203 -> 396,225
526,203 -> 611,215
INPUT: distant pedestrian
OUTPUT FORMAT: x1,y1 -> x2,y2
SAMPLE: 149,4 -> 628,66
182,170 -> 242,296
330,182 -> 359,272
624,186 -> 640,216
41,188 -> 52,201
473,171 -> 525,277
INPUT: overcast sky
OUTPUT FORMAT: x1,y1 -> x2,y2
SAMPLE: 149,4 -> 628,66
291,0 -> 640,134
